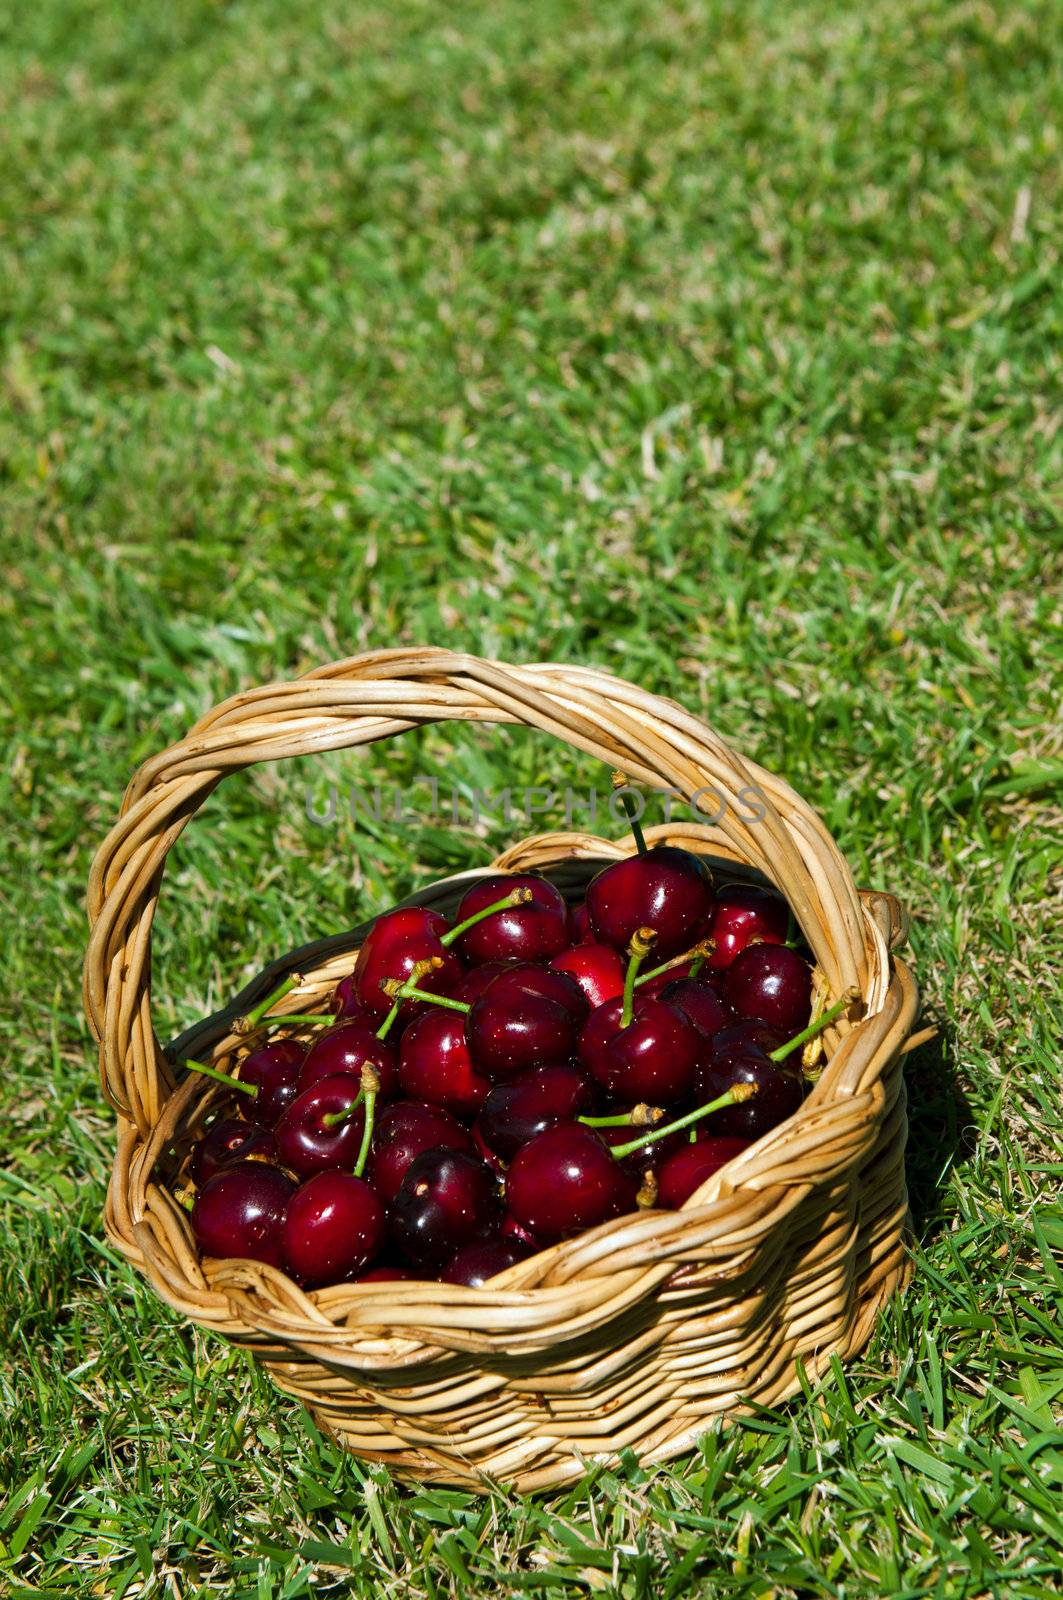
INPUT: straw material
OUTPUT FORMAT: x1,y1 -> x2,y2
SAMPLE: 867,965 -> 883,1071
85,649 -> 919,1491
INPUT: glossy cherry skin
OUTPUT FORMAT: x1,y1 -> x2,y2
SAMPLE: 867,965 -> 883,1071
578,994 -> 699,1106
707,1020 -> 787,1066
568,902 -> 594,944
440,1238 -> 530,1286
238,1040 -> 305,1126
658,977 -> 734,1039
706,883 -> 790,969
330,972 -> 364,1019
191,1161 -> 296,1266
399,1006 -> 491,1116
549,942 -> 626,1009
723,945 -> 812,1034
352,907 -> 463,1022
466,964 -> 588,1081
274,1075 -> 367,1176
389,1149 -> 503,1268
451,960 -> 516,1005
454,874 -> 569,965
598,1121 -> 691,1180
586,846 -> 714,959
477,1063 -> 598,1161
657,1136 -> 750,1207
190,1119 -> 277,1186
501,1212 -> 540,1252
367,1099 -> 474,1203
280,1172 -> 386,1287
695,1049 -> 804,1139
505,1123 -> 639,1242
298,1021 -> 399,1098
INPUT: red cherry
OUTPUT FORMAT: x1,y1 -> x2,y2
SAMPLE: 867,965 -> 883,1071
657,1136 -> 750,1207
597,1119 -> 689,1179
501,1212 -> 540,1252
586,847 -> 714,959
568,902 -> 594,944
453,874 -> 569,965
191,1161 -> 295,1266
367,1099 -> 474,1202
274,1075 -> 367,1176
238,1040 -> 305,1126
280,1172 -> 386,1287
723,945 -> 812,1034
657,977 -> 734,1039
440,1238 -> 530,1286
505,1123 -> 639,1242
695,1048 -> 804,1139
549,942 -> 626,1008
705,883 -> 790,970
707,1020 -> 787,1064
389,1149 -> 502,1268
466,963 -> 588,1081
190,1119 -> 277,1185
451,960 -> 518,1004
352,907 -> 463,1022
298,1021 -> 398,1098
330,972 -> 364,1018
357,1265 -> 416,1282
578,993 -> 699,1105
477,1063 -> 598,1160
399,1005 -> 491,1116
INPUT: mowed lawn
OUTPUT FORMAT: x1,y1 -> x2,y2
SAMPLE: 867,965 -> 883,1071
1,0 -> 1061,1594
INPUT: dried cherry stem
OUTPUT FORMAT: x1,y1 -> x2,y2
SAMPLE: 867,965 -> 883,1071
768,990 -> 858,1063
440,887 -> 533,947
580,1103 -> 663,1129
235,973 -> 303,1033
621,927 -> 657,1027
183,1058 -> 258,1098
612,770 -> 648,855
610,1082 -> 757,1159
634,939 -> 715,989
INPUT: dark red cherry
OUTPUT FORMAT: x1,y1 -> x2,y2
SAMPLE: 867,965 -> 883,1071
238,1040 -> 305,1126
477,1063 -> 598,1161
501,1212 -> 540,1252
657,1136 -> 750,1207
280,1172 -> 386,1287
389,1149 -> 502,1268
190,1119 -> 277,1185
298,1021 -> 399,1098
723,945 -> 812,1034
568,902 -> 594,943
191,1161 -> 295,1266
453,874 -> 569,965
274,1074 -> 367,1176
706,883 -> 790,970
440,1238 -> 530,1286
399,1006 -> 491,1116
451,960 -> 517,1004
505,1123 -> 639,1242
578,994 -> 699,1106
549,942 -> 626,1008
352,907 -> 463,1022
466,963 -> 588,1081
658,977 -> 734,1039
356,1265 -> 416,1282
696,1049 -> 804,1139
586,846 -> 714,959
330,972 -> 364,1019
367,1099 -> 474,1203
597,1120 -> 688,1180
471,1117 -> 506,1174
707,1020 -> 787,1065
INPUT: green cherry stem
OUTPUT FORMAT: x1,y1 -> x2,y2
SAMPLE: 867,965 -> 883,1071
580,1104 -> 663,1129
769,989 -> 859,1063
612,770 -> 648,856
321,1087 -> 366,1129
621,927 -> 657,1028
439,887 -> 533,948
634,939 -> 715,989
383,980 -> 470,1014
236,973 -> 303,1033
353,1065 -> 382,1177
610,1082 -> 757,1160
183,1059 -> 258,1098
258,1014 -> 330,1029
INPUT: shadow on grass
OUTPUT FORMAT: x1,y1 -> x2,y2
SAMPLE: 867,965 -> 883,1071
902,1023 -> 976,1244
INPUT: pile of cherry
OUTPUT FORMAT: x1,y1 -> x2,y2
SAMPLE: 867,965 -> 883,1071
185,841 -> 847,1291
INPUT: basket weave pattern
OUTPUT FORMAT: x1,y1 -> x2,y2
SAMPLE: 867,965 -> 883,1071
85,650 -> 919,1491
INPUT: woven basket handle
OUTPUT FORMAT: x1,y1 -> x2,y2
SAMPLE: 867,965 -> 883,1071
84,648 -> 869,1136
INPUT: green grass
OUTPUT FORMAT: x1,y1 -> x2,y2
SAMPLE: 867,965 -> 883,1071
1,0 -> 1061,1592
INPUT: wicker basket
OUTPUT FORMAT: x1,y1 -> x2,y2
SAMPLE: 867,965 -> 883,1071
84,648 -> 920,1492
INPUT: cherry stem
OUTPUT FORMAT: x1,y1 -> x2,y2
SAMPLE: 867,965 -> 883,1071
612,771 -> 648,856
352,1069 -> 379,1178
375,999 -> 402,1040
183,1058 -> 258,1098
236,973 -> 302,1032
634,939 -> 715,989
440,887 -> 533,948
610,1083 -> 757,1159
769,990 -> 858,1063
321,1088 -> 366,1128
258,1014 -> 329,1029
581,1105 -> 662,1129
621,928 -> 657,1027
384,980 -> 470,1014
